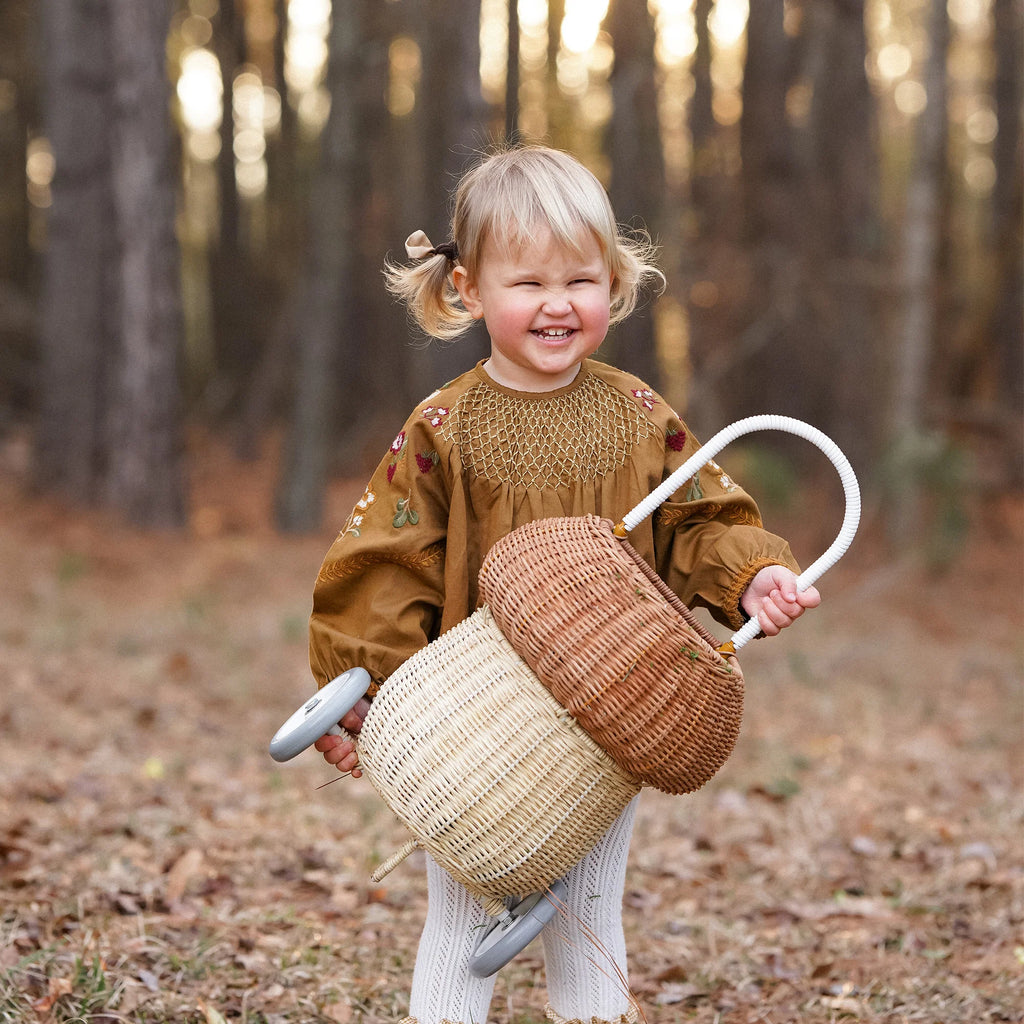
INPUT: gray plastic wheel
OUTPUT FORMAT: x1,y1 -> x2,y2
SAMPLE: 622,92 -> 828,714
468,878 -> 568,978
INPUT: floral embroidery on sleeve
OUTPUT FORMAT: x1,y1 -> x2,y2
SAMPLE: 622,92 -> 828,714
422,406 -> 450,427
393,493 -> 419,528
342,487 -> 376,537
387,431 -> 407,483
682,460 -> 739,503
707,459 -> 738,492
631,388 -> 658,411
666,427 -> 686,451
415,450 -> 439,473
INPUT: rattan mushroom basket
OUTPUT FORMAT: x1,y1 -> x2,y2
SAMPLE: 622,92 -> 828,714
273,416 -> 860,920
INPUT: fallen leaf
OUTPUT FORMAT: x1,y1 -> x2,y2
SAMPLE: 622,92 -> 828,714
778,896 -> 896,921
655,982 -> 704,1005
654,964 -> 689,983
138,969 -> 160,992
32,976 -> 72,1012
167,848 -> 205,903
821,995 -> 864,1014
198,998 -> 229,1024
322,1001 -> 353,1023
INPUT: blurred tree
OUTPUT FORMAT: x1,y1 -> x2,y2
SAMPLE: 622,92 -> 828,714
276,0 -> 376,531
740,0 -> 795,248
728,0 -> 811,428
403,0 -> 490,392
688,0 -> 718,233
506,0 -> 520,142
991,0 -> 1023,462
888,0 -> 950,538
209,0 -> 248,400
804,0 -> 881,470
36,0 -> 185,526
0,1 -> 34,292
604,0 -> 664,389
0,0 -> 38,425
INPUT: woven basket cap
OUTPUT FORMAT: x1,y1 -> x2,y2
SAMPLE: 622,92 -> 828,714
478,514 -> 744,794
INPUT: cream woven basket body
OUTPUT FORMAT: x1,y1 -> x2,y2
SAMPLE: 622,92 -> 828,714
357,605 -> 642,915
478,514 -> 744,794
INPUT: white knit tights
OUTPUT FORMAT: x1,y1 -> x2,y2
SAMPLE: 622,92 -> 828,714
407,797 -> 639,1024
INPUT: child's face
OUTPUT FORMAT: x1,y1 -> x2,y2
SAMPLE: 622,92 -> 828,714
454,227 -> 612,392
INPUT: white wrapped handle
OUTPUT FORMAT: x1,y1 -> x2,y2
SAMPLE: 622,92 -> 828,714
617,415 -> 861,652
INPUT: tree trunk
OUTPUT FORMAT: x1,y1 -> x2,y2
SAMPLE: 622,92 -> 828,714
209,0 -> 250,405
0,0 -> 35,292
727,0 -> 807,426
104,0 -> 186,526
888,0 -> 950,537
740,0 -> 795,246
544,0 -> 571,144
36,0 -> 185,526
276,0 -> 364,531
604,0 -> 664,389
0,0 -> 38,425
688,0 -> 718,232
991,0 -> 1023,438
406,0 -> 490,390
506,0 -> 520,143
36,0 -> 117,503
337,0 -> 408,471
892,0 -> 948,438
805,0 -> 881,471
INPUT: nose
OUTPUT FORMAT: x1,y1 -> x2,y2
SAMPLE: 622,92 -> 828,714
541,288 -> 572,315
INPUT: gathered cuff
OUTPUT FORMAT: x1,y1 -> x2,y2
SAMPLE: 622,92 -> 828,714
722,556 -> 787,631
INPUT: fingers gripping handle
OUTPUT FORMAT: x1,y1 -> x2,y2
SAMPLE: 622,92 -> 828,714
618,415 -> 861,653
269,667 -> 371,762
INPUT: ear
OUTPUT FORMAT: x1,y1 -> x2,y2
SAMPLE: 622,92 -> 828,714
453,265 -> 485,320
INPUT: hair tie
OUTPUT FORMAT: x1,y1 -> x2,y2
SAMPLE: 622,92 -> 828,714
405,230 -> 458,263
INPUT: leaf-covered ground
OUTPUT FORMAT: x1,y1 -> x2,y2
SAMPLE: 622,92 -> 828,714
1,437 -> 1021,1023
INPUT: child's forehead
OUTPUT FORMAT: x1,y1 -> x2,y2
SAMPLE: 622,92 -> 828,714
486,219 -> 604,264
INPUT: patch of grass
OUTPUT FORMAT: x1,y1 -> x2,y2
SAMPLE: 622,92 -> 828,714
0,949 -> 127,1023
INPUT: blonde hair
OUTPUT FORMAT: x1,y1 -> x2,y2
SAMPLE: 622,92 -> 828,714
385,146 -> 664,340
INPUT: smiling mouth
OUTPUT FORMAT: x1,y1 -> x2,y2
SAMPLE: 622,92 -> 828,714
533,328 -> 575,340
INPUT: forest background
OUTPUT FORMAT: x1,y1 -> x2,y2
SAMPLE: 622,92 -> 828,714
0,2 -> 1022,1023
0,0 -> 1020,535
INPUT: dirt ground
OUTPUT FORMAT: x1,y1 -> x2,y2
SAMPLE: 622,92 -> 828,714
1,434 -> 1022,1024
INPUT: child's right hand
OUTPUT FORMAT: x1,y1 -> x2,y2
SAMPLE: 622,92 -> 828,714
313,697 -> 370,777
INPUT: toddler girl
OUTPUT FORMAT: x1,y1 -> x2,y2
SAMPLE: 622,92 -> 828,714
310,145 -> 819,1024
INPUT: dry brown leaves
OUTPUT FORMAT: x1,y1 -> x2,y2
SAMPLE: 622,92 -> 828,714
1,445 -> 1021,1023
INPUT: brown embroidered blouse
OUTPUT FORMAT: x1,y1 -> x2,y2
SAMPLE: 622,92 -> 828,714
309,359 -> 799,689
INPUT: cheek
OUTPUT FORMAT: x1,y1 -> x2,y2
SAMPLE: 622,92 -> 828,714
582,293 -> 611,333
488,297 -> 532,332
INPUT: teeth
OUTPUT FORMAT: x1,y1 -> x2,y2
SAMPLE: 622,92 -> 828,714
537,329 -> 571,338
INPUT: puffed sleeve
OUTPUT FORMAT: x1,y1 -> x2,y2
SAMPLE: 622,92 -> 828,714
651,418 -> 799,630
308,406 -> 451,691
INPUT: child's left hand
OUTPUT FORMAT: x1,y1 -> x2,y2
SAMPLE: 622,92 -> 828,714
740,565 -> 821,636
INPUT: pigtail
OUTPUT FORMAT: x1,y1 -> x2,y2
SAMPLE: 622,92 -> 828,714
384,243 -> 473,341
